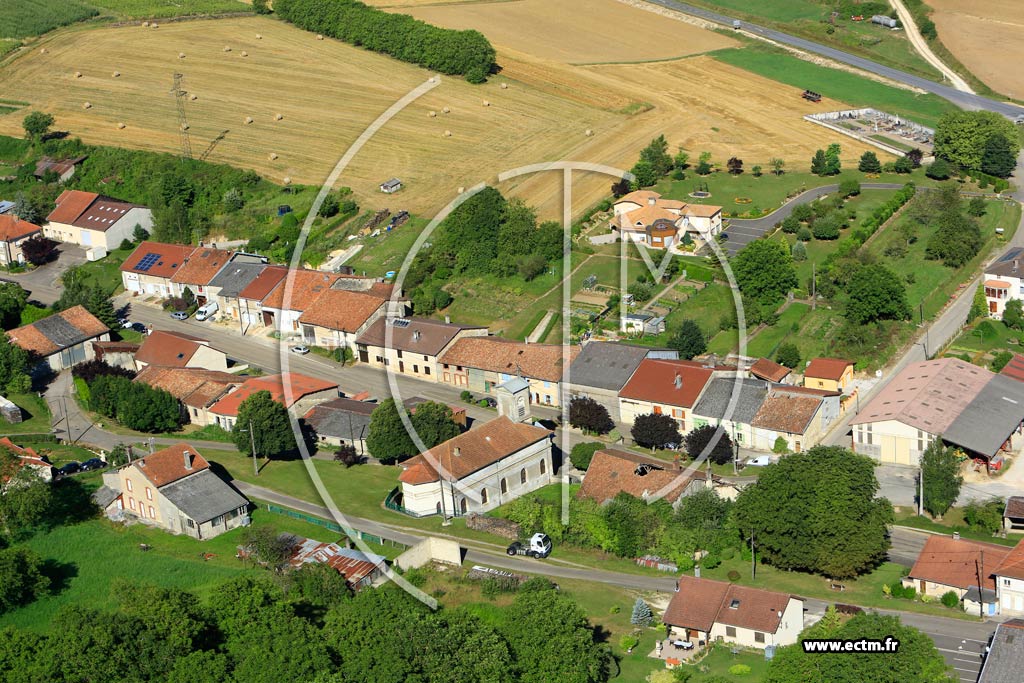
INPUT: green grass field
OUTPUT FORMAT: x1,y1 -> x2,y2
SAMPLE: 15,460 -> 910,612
3,392 -> 51,434
0,0 -> 98,40
711,45 -> 957,128
88,1 -> 250,19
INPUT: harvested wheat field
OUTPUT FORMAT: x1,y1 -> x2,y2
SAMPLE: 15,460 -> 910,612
0,16 -> 619,215
926,0 -> 1024,99
399,0 -> 736,64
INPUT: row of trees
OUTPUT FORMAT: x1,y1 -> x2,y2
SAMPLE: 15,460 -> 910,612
365,398 -> 462,464
85,374 -> 182,433
274,0 -> 496,82
0,575 -> 611,683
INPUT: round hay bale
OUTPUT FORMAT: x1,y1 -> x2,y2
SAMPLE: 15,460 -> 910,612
179,52 -> 186,59
83,102 -> 92,110
244,116 -> 254,124
241,51 -> 248,57
500,82 -> 508,89
283,177 -> 292,186
117,122 -> 126,129
151,23 -> 158,29
189,94 -> 198,101
223,46 -> 231,53
316,34 -> 324,41
428,111 -> 436,118
585,129 -> 593,137
274,113 -> 283,121
442,106 -> 450,114
458,186 -> 466,194
74,71 -> 82,78
443,130 -> 452,137
269,152 -> 278,160
482,100 -> 490,107
142,21 -> 150,27
40,48 -> 47,54
112,71 -> 120,77
256,34 -> 263,39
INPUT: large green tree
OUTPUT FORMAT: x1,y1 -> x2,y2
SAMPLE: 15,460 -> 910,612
733,239 -> 797,305
733,446 -> 893,578
568,397 -> 614,435
858,151 -> 881,173
846,264 -> 911,325
232,390 -> 296,459
684,424 -> 733,465
631,412 -> 681,450
765,611 -> 955,683
926,211 -> 982,268
0,547 -> 49,614
21,111 -> 54,141
933,110 -> 1020,172
668,319 -> 706,359
1004,298 -> 1024,330
0,283 -> 28,331
0,334 -> 31,397
920,438 -> 962,518
365,398 -> 460,464
981,133 -> 1017,178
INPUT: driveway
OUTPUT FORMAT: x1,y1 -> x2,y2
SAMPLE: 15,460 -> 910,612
3,244 -> 87,305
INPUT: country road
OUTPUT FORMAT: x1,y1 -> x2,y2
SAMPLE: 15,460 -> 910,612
645,0 -> 1024,118
887,0 -> 974,94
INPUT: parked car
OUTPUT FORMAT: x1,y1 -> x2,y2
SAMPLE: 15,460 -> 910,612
170,311 -> 189,320
195,301 -> 219,321
118,317 -> 132,328
80,457 -> 106,471
719,232 -> 729,240
744,455 -> 773,467
291,344 -> 310,355
57,462 -> 82,477
130,322 -> 148,334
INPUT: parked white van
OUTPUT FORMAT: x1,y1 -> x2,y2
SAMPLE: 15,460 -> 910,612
195,301 -> 219,321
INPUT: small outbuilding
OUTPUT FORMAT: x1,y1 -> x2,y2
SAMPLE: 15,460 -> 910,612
379,178 -> 403,194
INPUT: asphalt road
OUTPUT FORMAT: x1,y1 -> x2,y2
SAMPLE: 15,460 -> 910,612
645,0 -> 1024,118
724,183 -> 904,254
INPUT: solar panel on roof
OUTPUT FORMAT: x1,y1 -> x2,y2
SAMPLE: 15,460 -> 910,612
135,253 -> 161,272
391,319 -> 411,328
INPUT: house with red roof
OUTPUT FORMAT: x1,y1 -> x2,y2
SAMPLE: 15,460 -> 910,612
134,366 -> 240,427
45,189 -> 152,252
611,190 -> 723,249
134,330 -> 229,373
749,386 -> 840,453
995,537 -> 1024,615
120,241 -> 195,298
618,359 -> 715,433
98,443 -> 249,540
395,416 -> 552,517
169,246 -> 234,303
904,533 -> 1008,616
297,279 -> 396,352
748,358 -> 791,384
7,305 -> 110,373
0,437 -> 54,484
207,373 -> 338,431
0,214 -> 42,266
664,575 -> 803,650
983,248 -> 1024,320
802,357 -> 854,392
577,448 -> 709,507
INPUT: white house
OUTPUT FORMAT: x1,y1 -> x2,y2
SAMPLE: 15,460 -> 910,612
395,416 -> 553,517
0,215 -> 42,266
984,248 -> 1024,319
7,305 -> 110,374
611,190 -> 723,249
664,575 -> 804,650
995,539 -> 1024,615
45,190 -> 153,251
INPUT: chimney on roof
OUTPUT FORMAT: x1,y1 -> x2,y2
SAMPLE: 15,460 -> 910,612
952,532 -> 960,541
674,374 -> 682,389
413,330 -> 421,342
445,315 -> 451,324
647,197 -> 656,206
453,446 -> 461,457
183,450 -> 193,471
1014,260 -> 1019,272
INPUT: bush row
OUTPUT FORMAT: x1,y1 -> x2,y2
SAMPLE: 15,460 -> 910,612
274,0 -> 496,82
87,375 -> 182,433
828,182 -> 916,263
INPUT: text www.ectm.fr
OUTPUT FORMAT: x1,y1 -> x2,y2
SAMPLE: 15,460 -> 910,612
802,638 -> 900,654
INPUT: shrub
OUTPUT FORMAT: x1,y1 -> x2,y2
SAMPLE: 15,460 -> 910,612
940,591 -> 960,609
619,634 -> 639,651
570,442 -> 604,471
726,570 -> 741,582
460,390 -> 473,402
797,227 -> 812,242
729,664 -> 752,676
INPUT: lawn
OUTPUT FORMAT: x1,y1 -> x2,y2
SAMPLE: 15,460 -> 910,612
78,243 -> 133,294
893,508 -> 1019,548
3,392 -> 52,434
746,302 -> 810,358
88,1 -> 251,19
710,45 -> 958,128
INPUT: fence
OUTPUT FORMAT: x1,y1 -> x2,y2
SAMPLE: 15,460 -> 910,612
264,503 -> 409,550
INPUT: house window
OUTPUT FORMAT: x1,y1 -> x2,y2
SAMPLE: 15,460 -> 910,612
397,350 -> 403,358
481,489 -> 488,504
425,367 -> 431,376
817,381 -> 824,387
653,405 -> 663,415
129,497 -> 136,510
500,478 -> 508,494
148,506 -> 155,519
543,381 -> 551,389
539,460 -> 546,475
413,365 -> 419,373
187,519 -> 195,528
126,479 -> 133,492
423,355 -> 428,361
1005,579 -> 1012,586
460,498 -> 468,514
754,632 -> 765,644
145,487 -> 153,501
376,356 -> 384,363
544,395 -> 551,405
520,468 -> 527,485
725,626 -> 737,637
213,515 -> 225,526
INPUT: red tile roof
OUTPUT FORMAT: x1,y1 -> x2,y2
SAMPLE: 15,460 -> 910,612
398,416 -> 549,485
995,538 -> 1024,581
357,317 -> 485,355
0,214 -> 42,242
72,196 -> 144,231
0,437 -> 49,472
209,373 -> 337,417
7,305 -> 109,356
750,392 -> 822,434
261,270 -> 339,310
1000,353 -> 1024,384
170,247 -> 233,286
120,241 -> 194,278
131,443 -> 209,488
577,449 -> 698,504
665,576 -> 794,634
439,337 -> 579,383
297,289 -> 386,332
135,330 -> 213,368
47,190 -> 98,224
134,366 -> 240,408
618,359 -> 713,408
238,265 -> 289,301
909,535 -> 1009,591
749,358 -> 790,383
804,357 -> 853,382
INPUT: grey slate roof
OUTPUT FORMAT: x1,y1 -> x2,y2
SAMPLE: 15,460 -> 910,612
987,247 -> 1024,279
692,377 -> 769,425
34,315 -> 92,348
158,470 -> 249,524
944,375 -> 1024,457
209,263 -> 266,298
498,377 -> 530,394
92,485 -> 120,509
303,397 -> 375,440
569,342 -> 665,391
978,619 -> 1024,683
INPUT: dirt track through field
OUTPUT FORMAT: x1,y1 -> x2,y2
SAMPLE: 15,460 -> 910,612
926,0 -> 1024,99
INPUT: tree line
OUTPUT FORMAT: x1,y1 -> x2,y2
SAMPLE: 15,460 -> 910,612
274,0 -> 496,82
